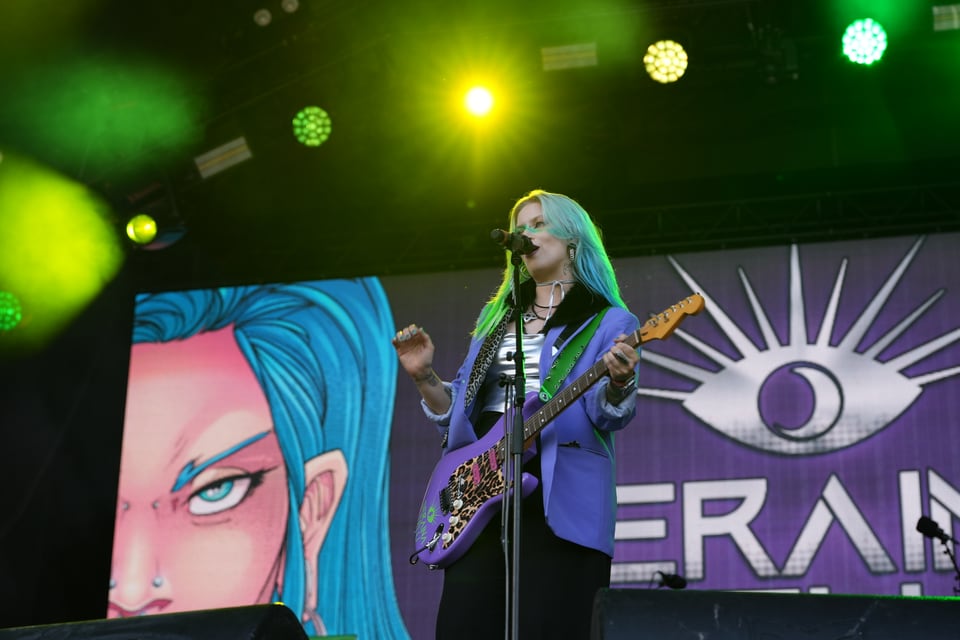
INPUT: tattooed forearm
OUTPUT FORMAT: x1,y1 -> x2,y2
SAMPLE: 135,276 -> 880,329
413,369 -> 441,387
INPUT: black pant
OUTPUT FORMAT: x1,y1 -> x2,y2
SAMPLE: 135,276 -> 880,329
435,484 -> 611,640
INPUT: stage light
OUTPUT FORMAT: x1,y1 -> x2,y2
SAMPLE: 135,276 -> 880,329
253,9 -> 272,27
0,154 -> 123,349
292,106 -> 332,147
281,0 -> 300,13
644,40 -> 688,84
464,87 -> 494,117
194,137 -> 253,180
3,56 -> 200,182
842,19 -> 888,65
118,181 -> 185,251
541,43 -> 598,71
126,214 -> 158,245
0,291 -> 23,332
933,4 -> 960,31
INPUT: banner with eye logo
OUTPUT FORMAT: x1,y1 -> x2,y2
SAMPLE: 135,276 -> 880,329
383,231 -> 960,638
605,232 -> 960,597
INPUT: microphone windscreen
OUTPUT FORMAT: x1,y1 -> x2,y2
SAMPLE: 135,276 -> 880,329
658,572 -> 687,589
917,516 -> 944,539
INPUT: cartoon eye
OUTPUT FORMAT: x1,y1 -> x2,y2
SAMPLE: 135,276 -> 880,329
639,239 -> 960,455
188,474 -> 255,515
671,345 -> 920,455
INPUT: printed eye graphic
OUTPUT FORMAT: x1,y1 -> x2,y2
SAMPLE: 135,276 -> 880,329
759,362 -> 843,441
188,473 -> 258,515
639,238 -> 960,455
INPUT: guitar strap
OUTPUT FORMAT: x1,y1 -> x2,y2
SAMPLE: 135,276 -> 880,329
538,307 -> 610,403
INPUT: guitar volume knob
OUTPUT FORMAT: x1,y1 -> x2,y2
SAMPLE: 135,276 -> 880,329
441,533 -> 453,544
448,515 -> 460,525
453,499 -> 464,510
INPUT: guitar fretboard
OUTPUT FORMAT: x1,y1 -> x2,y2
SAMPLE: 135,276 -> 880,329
492,329 -> 642,462
489,294 -> 702,464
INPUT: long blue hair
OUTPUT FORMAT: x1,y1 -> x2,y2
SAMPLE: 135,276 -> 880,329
474,189 -> 626,337
132,278 -> 409,639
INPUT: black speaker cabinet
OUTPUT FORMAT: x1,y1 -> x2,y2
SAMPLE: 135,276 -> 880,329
0,604 -> 309,640
591,588 -> 960,640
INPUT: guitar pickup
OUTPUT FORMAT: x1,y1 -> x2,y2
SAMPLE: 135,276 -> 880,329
439,487 -> 452,513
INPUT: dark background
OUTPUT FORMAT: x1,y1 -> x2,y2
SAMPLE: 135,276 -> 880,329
1,0 -> 960,629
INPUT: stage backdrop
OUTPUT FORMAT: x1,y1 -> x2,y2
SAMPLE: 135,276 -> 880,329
384,232 -> 960,639
111,231 -> 960,640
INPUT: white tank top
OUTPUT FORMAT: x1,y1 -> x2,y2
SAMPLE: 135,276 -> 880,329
478,333 -> 545,414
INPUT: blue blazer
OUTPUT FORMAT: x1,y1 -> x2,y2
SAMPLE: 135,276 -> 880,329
424,296 -> 639,557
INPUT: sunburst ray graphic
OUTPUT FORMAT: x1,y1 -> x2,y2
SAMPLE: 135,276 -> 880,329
638,237 -> 960,455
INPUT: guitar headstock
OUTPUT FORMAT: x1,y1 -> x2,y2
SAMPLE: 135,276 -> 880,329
637,293 -> 704,343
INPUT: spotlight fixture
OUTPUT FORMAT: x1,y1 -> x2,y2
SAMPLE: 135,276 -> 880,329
194,137 -> 253,180
126,214 -> 158,246
281,0 -> 300,13
933,4 -> 960,31
842,18 -> 887,65
0,291 -> 23,332
644,40 -> 688,84
119,181 -> 186,251
292,106 -> 332,147
253,8 -> 272,27
464,87 -> 494,117
541,43 -> 598,71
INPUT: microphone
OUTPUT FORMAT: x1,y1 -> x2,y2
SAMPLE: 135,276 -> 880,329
917,516 -> 955,543
490,229 -> 536,255
656,571 -> 687,590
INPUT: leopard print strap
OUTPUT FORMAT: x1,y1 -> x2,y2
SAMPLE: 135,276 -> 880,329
462,310 -> 511,410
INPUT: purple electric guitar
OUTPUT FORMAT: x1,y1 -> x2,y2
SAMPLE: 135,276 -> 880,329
411,294 -> 705,569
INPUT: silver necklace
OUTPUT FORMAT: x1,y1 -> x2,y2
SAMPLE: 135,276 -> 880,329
521,307 -> 546,323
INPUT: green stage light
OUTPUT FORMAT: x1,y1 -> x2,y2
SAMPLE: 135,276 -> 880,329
644,40 -> 689,84
0,153 -> 123,349
464,87 -> 494,117
126,213 -> 158,245
292,106 -> 332,147
842,18 -> 888,65
4,56 -> 201,181
0,291 -> 23,332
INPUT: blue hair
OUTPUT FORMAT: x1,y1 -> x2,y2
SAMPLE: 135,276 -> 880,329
132,278 -> 409,639
474,189 -> 626,337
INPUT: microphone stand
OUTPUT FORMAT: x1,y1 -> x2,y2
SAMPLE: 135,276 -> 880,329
506,250 -> 526,640
933,536 -> 960,596
917,517 -> 960,595
943,543 -> 960,596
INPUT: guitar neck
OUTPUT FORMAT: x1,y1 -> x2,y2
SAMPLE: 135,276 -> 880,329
492,294 -> 703,459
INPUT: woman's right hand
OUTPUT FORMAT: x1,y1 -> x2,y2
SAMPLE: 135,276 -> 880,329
393,324 -> 452,414
392,324 -> 435,380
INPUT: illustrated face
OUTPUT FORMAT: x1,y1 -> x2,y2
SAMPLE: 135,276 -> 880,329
109,327 -> 290,617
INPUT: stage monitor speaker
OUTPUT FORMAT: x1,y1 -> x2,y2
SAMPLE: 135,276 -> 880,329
591,588 -> 960,640
0,604 -> 316,640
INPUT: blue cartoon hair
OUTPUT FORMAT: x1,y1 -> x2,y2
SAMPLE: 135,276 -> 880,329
474,189 -> 627,337
132,278 -> 409,639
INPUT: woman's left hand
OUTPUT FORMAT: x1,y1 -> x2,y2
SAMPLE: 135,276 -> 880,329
603,334 -> 639,383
